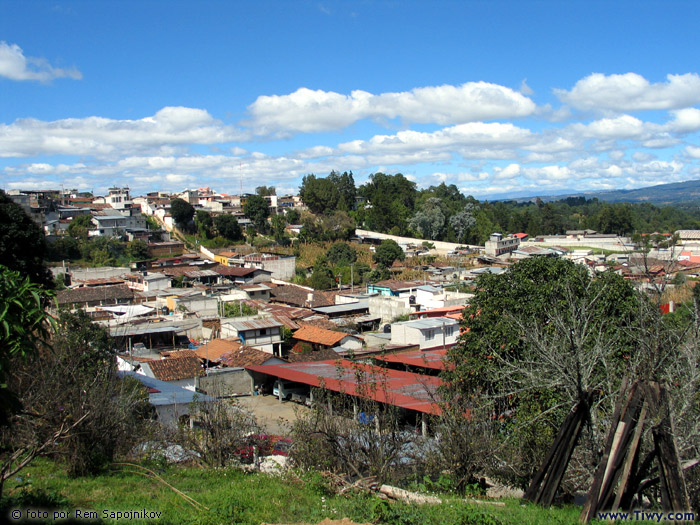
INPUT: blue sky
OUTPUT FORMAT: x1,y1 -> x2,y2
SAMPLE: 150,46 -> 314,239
1,0 -> 700,199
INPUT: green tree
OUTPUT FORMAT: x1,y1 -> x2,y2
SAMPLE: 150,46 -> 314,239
408,197 -> 446,240
449,203 -> 477,243
285,208 -> 301,224
299,174 -> 340,215
443,258 -> 641,487
270,214 -> 287,245
255,185 -> 276,197
66,214 -> 94,241
6,310 -> 149,477
243,195 -> 270,232
359,173 -> 417,234
0,267 -> 54,426
310,255 -> 335,290
170,198 -> 195,229
126,239 -> 149,260
195,210 -> 214,239
0,191 -> 52,288
373,239 -> 405,268
327,171 -> 356,211
214,214 -> 243,241
327,242 -> 357,266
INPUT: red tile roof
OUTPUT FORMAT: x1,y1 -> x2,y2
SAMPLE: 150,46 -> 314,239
195,339 -> 241,361
220,346 -> 276,367
146,356 -> 204,381
293,325 -> 350,347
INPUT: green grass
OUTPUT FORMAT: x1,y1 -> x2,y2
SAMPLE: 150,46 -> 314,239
2,459 -> 586,524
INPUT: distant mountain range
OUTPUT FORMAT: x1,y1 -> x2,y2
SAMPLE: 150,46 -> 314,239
493,179 -> 700,206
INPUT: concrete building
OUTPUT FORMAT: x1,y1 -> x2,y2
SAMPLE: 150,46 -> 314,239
484,233 -> 520,257
220,318 -> 284,356
390,317 -> 460,350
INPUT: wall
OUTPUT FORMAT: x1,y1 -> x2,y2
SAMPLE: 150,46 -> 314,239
368,295 -> 411,323
199,368 -> 253,396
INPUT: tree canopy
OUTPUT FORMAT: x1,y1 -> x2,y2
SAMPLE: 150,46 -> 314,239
0,191 -> 52,288
243,194 -> 270,232
372,239 -> 405,268
214,214 -> 243,241
170,198 -> 195,229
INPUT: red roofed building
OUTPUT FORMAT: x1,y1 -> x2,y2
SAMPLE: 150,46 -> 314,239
292,325 -> 363,352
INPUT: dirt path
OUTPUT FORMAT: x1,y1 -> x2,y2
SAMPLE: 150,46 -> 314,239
235,394 -> 309,436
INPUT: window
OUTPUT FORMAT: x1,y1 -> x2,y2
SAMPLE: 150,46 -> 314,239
445,327 -> 454,337
425,329 -> 434,341
259,329 -> 267,336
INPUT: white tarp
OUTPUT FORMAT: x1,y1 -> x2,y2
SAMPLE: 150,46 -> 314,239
98,305 -> 155,317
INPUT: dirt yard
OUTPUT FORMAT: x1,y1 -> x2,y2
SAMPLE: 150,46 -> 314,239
235,394 -> 309,436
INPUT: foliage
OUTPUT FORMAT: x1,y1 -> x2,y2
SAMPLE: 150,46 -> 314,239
126,239 -> 149,260
172,399 -> 260,468
358,173 -> 417,234
223,301 -> 258,318
326,242 -> 357,266
449,203 -> 478,243
195,210 -> 214,239
300,171 -> 355,215
373,239 -> 405,268
285,208 -> 300,224
0,267 -> 54,426
243,194 -> 270,232
66,214 -> 94,240
310,255 -> 335,290
0,191 -> 53,288
299,210 -> 355,242
443,257 -> 643,488
256,185 -> 276,196
2,310 -> 150,482
170,198 -> 195,229
3,458 -> 584,524
408,198 -> 446,240
214,214 -> 243,241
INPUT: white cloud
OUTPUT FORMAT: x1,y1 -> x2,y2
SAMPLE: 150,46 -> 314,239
556,73 -> 700,112
668,108 -> 700,133
686,146 -> 700,159
246,82 -> 536,135
0,41 -> 81,82
0,107 -> 244,158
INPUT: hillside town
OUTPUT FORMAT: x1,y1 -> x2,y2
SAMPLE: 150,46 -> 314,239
5,184 -> 700,435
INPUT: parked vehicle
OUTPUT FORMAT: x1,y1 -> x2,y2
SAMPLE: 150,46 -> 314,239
273,379 -> 308,400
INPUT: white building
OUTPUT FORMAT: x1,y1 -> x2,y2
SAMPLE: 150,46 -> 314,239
220,318 -> 284,356
485,233 -> 520,257
390,317 -> 460,350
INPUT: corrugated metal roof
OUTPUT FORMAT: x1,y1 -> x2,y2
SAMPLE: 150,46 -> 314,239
224,318 -> 283,331
246,359 -> 441,414
376,348 -> 447,371
395,318 -> 459,330
311,300 -> 369,315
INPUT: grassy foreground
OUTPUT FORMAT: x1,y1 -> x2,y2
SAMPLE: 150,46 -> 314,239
2,459 -> 585,524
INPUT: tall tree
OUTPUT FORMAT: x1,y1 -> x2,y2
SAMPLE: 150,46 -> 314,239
0,191 -> 52,288
373,239 -> 405,268
299,174 -> 340,215
214,214 -> 243,241
170,198 -> 195,229
243,194 -> 270,232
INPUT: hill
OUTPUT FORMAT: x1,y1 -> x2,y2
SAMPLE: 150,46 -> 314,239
502,179 -> 700,205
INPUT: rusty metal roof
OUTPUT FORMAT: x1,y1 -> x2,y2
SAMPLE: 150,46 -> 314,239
247,359 -> 441,415
375,348 -> 447,371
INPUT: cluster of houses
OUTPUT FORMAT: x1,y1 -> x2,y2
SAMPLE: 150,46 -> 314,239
11,185 -> 700,432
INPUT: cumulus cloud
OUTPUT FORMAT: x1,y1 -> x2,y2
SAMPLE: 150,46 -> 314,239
0,41 -> 82,82
246,82 -> 536,135
668,108 -> 700,133
0,107 -> 244,158
556,72 -> 700,112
